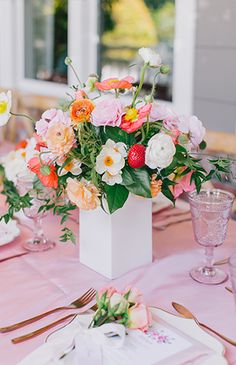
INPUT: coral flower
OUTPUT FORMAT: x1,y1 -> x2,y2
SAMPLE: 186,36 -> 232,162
121,104 -> 152,133
15,139 -> 28,150
95,76 -> 134,91
45,122 -> 75,158
28,157 -> 58,189
66,177 -> 100,210
70,99 -> 95,125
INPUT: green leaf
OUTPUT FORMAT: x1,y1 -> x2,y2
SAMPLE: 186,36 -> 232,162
122,166 -> 152,198
104,184 -> 129,214
161,178 -> 175,203
101,126 -> 135,146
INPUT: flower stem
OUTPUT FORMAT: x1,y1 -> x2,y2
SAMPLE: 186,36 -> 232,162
132,64 -> 148,107
140,125 -> 146,143
150,71 -> 160,101
68,63 -> 83,89
10,111 -> 35,123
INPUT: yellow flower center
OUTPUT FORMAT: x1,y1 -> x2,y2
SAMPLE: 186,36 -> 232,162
64,161 -> 74,171
107,78 -> 118,86
104,156 -> 113,166
0,101 -> 8,114
21,151 -> 26,158
124,108 -> 138,122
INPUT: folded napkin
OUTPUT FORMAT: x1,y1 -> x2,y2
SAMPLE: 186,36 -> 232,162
17,321 -> 125,365
18,313 -> 217,365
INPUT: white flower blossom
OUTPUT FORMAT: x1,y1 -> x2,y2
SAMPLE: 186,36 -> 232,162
138,47 -> 162,67
145,133 -> 176,169
96,139 -> 126,180
0,91 -> 11,126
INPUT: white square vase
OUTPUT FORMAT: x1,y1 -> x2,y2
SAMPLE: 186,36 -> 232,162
79,194 -> 153,279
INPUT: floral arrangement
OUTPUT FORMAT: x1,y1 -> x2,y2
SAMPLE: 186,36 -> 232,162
0,48 -> 230,241
90,286 -> 152,332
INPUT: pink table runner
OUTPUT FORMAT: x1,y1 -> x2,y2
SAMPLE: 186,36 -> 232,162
0,210 -> 236,364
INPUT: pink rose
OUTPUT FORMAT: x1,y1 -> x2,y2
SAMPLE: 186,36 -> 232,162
123,286 -> 143,304
91,97 -> 123,127
178,115 -> 205,148
173,171 -> 195,199
98,286 -> 118,301
128,303 -> 152,331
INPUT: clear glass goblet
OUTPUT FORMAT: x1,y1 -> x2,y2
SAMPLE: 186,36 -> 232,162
16,172 -> 55,252
189,189 -> 234,285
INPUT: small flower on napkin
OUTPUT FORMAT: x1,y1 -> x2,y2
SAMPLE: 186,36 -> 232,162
90,286 -> 152,332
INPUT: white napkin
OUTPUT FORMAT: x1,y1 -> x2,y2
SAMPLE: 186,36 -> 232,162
74,323 -> 125,364
17,322 -> 126,365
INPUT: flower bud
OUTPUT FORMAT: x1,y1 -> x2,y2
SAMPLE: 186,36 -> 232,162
144,95 -> 153,103
160,65 -> 170,74
64,57 -> 72,66
40,165 -> 51,176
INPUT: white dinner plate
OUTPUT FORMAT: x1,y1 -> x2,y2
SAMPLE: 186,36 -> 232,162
152,307 -> 227,365
0,219 -> 20,246
18,307 -> 228,365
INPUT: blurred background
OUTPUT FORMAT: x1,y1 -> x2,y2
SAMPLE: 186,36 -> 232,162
0,0 -> 235,146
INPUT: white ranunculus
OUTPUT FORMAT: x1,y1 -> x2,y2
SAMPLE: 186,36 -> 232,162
24,137 -> 38,163
96,139 -> 126,176
0,90 -> 12,126
145,133 -> 176,169
102,171 -> 122,186
138,47 -> 162,67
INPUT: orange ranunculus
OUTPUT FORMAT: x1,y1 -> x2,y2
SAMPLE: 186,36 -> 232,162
70,99 -> 94,125
150,174 -> 162,198
45,122 -> 75,158
66,177 -> 100,210
28,157 -> 58,189
15,139 -> 28,150
95,76 -> 134,91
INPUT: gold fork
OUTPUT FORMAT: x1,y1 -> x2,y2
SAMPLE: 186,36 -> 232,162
12,314 -> 78,344
0,288 -> 96,333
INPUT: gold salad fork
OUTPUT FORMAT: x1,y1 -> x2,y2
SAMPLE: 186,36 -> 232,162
0,287 -> 96,333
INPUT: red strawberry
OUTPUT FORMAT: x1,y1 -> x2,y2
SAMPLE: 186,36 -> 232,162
128,144 -> 146,168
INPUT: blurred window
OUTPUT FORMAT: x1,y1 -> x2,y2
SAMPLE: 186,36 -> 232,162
24,0 -> 68,84
99,0 -> 175,101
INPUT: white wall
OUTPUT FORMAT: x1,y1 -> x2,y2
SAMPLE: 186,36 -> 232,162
193,0 -> 236,133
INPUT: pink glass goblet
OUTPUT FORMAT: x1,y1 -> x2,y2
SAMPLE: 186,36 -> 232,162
16,172 -> 55,252
189,189 -> 234,285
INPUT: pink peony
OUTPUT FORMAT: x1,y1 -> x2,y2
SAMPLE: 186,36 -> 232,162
149,102 -> 177,122
45,122 -> 75,157
177,115 -> 206,148
91,97 -> 123,127
36,109 -> 71,137
128,303 -> 152,331
173,171 -> 195,199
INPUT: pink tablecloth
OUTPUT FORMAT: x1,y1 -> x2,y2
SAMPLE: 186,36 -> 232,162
0,210 -> 236,364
